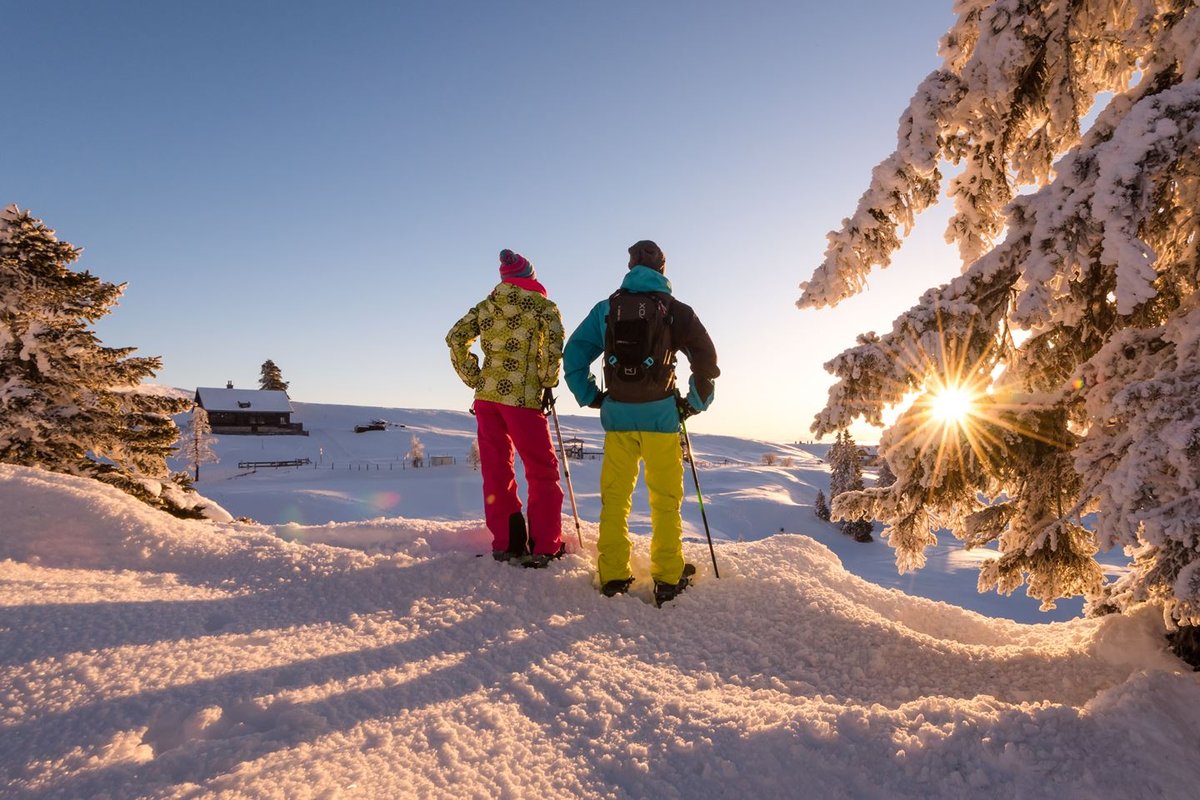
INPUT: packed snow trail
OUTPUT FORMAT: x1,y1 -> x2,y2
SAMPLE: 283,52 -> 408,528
2,464 -> 1199,799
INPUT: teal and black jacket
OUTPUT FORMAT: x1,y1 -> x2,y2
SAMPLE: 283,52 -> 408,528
564,265 -> 719,433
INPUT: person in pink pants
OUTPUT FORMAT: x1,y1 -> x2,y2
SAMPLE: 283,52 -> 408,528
446,249 -> 566,567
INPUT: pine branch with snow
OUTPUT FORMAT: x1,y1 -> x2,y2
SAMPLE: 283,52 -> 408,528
796,2 -> 1200,634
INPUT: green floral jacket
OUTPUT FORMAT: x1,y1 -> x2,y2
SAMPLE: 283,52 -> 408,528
446,281 -> 564,409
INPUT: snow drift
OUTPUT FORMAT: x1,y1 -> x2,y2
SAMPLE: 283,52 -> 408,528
2,463 -> 1198,799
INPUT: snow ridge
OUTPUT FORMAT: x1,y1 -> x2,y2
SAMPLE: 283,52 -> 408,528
2,464 -> 1198,799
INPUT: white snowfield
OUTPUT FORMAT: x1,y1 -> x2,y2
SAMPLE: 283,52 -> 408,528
2,404 -> 1199,799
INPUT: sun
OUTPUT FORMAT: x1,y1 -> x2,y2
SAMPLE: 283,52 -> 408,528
930,385 -> 975,426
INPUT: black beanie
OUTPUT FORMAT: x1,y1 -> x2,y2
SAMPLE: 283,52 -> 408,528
627,240 -> 666,272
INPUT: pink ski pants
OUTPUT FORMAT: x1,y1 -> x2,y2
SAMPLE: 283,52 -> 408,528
474,399 -> 564,555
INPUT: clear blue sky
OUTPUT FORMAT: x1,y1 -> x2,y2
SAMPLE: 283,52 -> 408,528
4,1 -> 961,443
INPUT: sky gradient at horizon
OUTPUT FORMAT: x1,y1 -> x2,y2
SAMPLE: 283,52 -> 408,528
4,1 -> 962,442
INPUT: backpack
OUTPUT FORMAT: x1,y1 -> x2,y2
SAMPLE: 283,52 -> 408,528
603,289 -> 676,403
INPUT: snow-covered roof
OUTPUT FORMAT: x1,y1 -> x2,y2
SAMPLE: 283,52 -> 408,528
195,387 -> 292,413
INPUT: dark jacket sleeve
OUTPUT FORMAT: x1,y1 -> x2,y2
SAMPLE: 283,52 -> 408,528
671,300 -> 719,411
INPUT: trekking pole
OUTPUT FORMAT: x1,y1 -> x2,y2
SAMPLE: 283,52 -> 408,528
680,413 -> 720,578
548,394 -> 584,549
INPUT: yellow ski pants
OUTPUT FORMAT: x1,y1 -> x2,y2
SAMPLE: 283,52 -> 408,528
598,430 -> 686,585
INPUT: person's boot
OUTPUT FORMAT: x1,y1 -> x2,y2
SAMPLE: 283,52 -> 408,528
601,577 -> 634,597
493,512 -> 529,562
653,563 -> 696,607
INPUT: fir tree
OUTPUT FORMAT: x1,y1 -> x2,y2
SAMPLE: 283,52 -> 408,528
829,430 -> 873,542
466,440 -> 481,470
259,359 -> 289,392
875,460 -> 897,489
814,489 -> 831,522
178,404 -> 219,482
827,431 -> 848,500
796,2 -> 1200,658
0,206 -> 199,517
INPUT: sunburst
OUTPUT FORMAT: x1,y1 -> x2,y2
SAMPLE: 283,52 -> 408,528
868,310 -> 1068,486
930,384 -> 976,427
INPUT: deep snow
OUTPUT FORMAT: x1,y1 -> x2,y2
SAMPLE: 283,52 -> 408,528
2,402 -> 1198,799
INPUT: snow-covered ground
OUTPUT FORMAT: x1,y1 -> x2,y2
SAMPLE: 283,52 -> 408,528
189,402 -> 1116,623
2,402 -> 1198,799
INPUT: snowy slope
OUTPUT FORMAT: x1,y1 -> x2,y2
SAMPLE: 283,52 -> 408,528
2,463 -> 1198,800
180,401 -> 1114,623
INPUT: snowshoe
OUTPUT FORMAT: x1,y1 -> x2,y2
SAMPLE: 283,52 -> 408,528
521,543 -> 566,569
601,577 -> 634,597
653,563 -> 696,607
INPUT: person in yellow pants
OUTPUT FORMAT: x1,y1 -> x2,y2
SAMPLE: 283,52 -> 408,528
563,240 -> 719,606
598,431 -> 686,587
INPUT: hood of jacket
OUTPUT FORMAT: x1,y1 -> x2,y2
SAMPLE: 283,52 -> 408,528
621,265 -> 673,295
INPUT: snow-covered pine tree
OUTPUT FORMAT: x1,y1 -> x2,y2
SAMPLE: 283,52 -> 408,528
830,429 -> 849,491
407,434 -> 425,468
796,2 -> 1200,655
826,430 -> 846,496
876,459 -> 897,489
466,440 -> 481,470
814,489 -> 831,522
0,206 -> 200,517
259,359 -> 289,392
178,404 -> 219,481
829,430 -> 874,542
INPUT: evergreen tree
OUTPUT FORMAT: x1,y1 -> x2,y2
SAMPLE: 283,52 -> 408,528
407,434 -> 425,468
0,206 -> 199,517
825,431 -> 845,494
814,489 -> 831,522
259,359 -> 289,392
178,404 -> 219,482
796,2 -> 1200,654
466,440 -> 481,470
875,460 -> 897,489
829,430 -> 873,542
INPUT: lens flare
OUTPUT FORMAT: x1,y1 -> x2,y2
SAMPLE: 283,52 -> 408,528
373,491 -> 401,511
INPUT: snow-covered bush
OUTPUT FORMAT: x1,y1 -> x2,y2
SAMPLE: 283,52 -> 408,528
797,2 -> 1200,639
408,434 -> 425,468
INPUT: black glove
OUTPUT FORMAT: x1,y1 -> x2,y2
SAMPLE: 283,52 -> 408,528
588,390 -> 608,410
676,394 -> 698,420
540,388 -> 555,416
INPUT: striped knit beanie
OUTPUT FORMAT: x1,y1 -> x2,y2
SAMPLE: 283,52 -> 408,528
499,249 -> 535,279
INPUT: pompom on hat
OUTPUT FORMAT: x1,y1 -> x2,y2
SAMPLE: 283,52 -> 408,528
499,249 -> 535,279
627,240 -> 665,272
